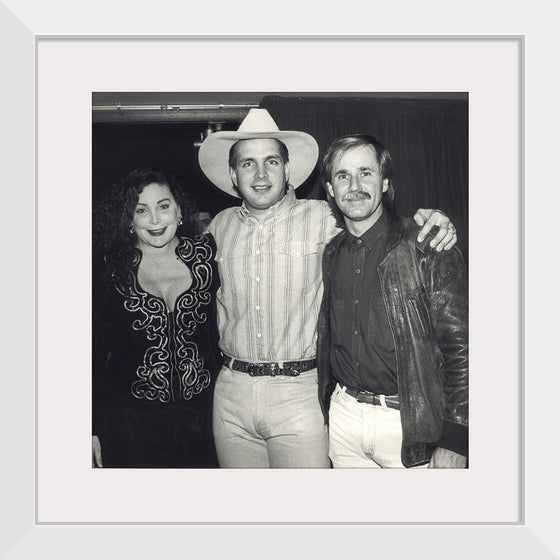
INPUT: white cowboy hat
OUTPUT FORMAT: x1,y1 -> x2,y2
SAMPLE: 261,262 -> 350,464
198,108 -> 319,197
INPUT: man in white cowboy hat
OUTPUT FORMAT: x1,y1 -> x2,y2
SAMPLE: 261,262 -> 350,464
198,108 -> 457,468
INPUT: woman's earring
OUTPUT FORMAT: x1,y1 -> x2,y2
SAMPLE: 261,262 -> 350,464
129,224 -> 135,234
177,215 -> 183,226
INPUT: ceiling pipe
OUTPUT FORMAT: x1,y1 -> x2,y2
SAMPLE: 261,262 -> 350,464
92,103 -> 259,124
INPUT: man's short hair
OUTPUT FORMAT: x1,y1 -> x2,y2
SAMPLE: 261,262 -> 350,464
228,138 -> 290,169
321,134 -> 395,215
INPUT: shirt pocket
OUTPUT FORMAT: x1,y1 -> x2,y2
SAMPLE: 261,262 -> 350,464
275,241 -> 322,290
276,241 -> 320,259
215,244 -> 248,263
214,246 -> 250,298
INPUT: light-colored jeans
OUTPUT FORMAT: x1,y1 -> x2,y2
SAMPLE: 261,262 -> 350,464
213,365 -> 330,468
329,384 -> 428,469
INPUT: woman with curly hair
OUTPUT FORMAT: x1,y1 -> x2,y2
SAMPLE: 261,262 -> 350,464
92,169 -> 220,468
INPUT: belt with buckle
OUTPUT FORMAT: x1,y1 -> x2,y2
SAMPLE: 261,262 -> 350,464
344,387 -> 400,410
224,356 -> 316,377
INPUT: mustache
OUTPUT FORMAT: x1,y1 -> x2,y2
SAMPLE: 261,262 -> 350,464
343,191 -> 371,201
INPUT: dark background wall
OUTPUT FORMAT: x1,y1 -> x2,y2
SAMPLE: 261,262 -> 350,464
92,93 -> 468,261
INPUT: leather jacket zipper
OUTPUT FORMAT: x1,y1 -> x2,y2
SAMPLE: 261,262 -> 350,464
410,296 -> 428,336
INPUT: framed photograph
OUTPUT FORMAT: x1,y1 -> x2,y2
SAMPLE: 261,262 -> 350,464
2,1 -> 554,558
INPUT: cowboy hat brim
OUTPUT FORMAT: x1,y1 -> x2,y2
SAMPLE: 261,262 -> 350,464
198,130 -> 319,198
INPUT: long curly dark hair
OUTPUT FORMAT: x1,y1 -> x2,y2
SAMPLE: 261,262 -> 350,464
93,169 -> 200,275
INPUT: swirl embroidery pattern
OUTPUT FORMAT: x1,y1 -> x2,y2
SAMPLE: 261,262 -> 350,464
175,236 -> 213,399
114,237 -> 214,403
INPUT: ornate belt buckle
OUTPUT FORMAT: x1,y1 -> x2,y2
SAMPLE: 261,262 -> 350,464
248,363 -> 264,376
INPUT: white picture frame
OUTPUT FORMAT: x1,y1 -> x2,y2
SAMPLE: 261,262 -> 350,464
2,0 -> 556,558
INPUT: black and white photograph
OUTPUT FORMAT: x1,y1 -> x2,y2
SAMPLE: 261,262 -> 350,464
3,14 -> 548,557
91,92 -> 469,470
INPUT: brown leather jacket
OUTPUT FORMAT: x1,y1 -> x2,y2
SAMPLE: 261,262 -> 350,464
317,212 -> 468,467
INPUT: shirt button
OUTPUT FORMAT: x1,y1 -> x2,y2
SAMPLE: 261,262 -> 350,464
257,333 -> 262,338
256,305 -> 260,310
354,299 -> 360,305
355,268 -> 361,274
256,277 -> 260,282
356,239 -> 362,245
256,250 -> 261,255
353,330 -> 359,336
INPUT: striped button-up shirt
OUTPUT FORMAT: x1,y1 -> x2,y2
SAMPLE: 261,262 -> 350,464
208,188 -> 339,362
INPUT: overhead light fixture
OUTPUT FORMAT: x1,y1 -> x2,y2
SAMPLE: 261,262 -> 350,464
193,122 -> 224,148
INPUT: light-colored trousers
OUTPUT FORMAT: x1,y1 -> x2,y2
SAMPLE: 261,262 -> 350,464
329,384 -> 428,469
213,365 -> 330,468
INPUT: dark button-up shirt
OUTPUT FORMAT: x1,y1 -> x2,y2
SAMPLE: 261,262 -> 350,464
329,211 -> 398,395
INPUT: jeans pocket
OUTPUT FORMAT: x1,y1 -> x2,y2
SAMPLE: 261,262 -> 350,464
214,366 -> 230,388
330,384 -> 343,404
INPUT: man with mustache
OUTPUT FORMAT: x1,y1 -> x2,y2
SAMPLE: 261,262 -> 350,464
198,110 -> 458,468
317,134 -> 468,468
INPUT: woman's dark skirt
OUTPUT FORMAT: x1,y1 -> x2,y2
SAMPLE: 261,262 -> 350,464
98,396 -> 218,468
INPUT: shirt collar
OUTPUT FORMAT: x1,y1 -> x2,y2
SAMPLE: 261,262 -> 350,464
238,185 -> 297,221
345,210 -> 389,250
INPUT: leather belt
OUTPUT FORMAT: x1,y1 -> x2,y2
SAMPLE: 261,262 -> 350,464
224,355 -> 316,377
344,387 -> 400,410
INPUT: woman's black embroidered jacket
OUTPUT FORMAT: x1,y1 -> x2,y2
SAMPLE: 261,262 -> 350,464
317,213 -> 469,467
92,235 -> 220,434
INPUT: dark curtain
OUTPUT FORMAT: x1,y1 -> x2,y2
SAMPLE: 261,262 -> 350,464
261,96 -> 468,262
92,123 -> 237,217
